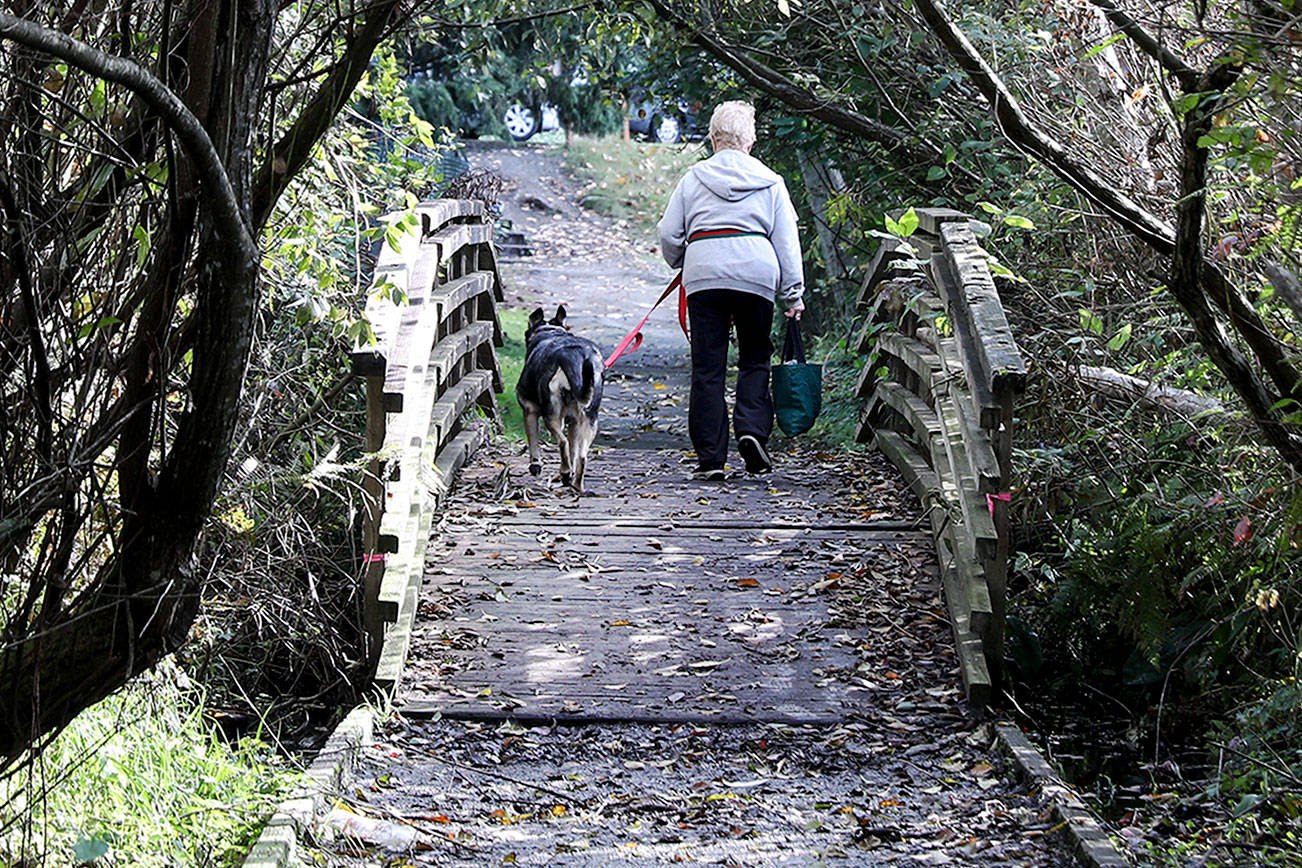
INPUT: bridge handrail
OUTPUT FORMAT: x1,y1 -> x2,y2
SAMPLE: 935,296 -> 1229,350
349,199 -> 504,691
855,208 -> 1027,705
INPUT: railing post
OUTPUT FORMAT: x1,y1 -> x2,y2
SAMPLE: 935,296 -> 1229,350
362,376 -> 386,666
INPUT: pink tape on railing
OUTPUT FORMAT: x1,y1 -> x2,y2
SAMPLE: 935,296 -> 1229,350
363,553 -> 386,564
986,491 -> 1010,516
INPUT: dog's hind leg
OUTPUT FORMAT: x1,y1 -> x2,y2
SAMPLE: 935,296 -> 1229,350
547,416 -> 571,486
523,406 -> 543,476
571,415 -> 597,493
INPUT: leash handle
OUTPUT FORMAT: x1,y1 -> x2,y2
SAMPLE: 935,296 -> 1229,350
781,318 -> 807,364
604,273 -> 688,368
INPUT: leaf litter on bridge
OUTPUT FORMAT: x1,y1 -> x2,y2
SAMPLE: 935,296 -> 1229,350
306,713 -> 1071,867
306,432 -> 1071,866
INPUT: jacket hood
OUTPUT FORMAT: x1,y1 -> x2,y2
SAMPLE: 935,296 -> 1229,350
690,150 -> 780,201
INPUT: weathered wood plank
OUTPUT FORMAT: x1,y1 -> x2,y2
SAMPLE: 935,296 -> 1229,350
877,332 -> 942,398
428,370 -> 494,451
932,378 -> 999,561
938,221 -> 1028,393
430,271 -> 494,324
426,222 -> 493,265
380,303 -> 441,413
914,207 -> 972,236
416,199 -> 483,234
872,381 -> 941,448
872,430 -> 939,507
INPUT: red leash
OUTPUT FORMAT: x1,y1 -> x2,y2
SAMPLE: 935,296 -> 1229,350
604,273 -> 689,368
604,230 -> 762,368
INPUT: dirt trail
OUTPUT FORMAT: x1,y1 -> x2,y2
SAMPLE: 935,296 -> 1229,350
470,140 -> 688,368
301,142 -> 1073,867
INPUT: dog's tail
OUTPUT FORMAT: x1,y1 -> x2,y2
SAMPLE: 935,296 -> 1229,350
560,354 -> 599,405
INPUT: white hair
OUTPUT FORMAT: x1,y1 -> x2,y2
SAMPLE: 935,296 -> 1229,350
709,101 -> 756,151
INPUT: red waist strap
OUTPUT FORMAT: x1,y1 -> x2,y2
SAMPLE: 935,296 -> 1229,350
688,228 -> 768,242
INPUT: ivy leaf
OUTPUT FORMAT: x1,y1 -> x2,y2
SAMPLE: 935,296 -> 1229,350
1079,308 -> 1103,335
1002,214 -> 1035,230
1082,32 -> 1126,59
133,224 -> 151,267
885,207 -> 919,238
1106,323 -> 1132,351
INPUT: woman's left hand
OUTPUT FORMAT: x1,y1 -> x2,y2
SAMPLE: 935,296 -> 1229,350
784,301 -> 804,321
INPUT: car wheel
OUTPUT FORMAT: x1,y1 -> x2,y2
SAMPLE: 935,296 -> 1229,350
651,113 -> 683,144
503,103 -> 539,141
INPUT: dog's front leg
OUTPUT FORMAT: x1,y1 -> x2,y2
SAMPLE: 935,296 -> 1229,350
523,407 -> 543,476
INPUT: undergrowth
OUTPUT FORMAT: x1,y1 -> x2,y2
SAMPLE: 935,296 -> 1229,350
495,306 -> 531,441
0,666 -> 303,867
992,207 -> 1302,865
564,134 -> 704,238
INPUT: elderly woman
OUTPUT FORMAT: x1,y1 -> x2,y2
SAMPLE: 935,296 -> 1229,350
657,101 -> 805,481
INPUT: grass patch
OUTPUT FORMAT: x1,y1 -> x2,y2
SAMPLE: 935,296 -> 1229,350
0,668 -> 304,867
496,306 -> 530,441
565,135 -> 706,237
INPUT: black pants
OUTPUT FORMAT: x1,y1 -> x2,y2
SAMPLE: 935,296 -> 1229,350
687,289 -> 774,469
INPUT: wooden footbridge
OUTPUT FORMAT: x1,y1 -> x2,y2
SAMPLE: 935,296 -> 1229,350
241,198 -> 1124,867
347,202 -> 1026,718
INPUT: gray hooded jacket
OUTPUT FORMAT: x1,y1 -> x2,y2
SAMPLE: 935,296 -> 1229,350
657,149 -> 804,307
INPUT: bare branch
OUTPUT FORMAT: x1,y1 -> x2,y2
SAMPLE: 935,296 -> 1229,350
0,12 -> 256,267
1088,0 -> 1200,91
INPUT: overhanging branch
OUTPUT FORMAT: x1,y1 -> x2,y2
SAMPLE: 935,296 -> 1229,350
0,12 -> 257,266
251,0 -> 401,228
644,0 -> 962,179
911,0 -> 1302,468
1088,0 -> 1199,91
911,0 -> 1176,252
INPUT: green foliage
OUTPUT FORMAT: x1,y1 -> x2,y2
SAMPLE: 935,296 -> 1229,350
400,9 -> 643,140
793,320 -> 868,449
0,670 -> 303,867
564,134 -> 704,237
496,307 -> 531,441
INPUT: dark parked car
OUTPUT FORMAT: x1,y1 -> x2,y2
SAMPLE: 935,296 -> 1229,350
627,95 -> 702,144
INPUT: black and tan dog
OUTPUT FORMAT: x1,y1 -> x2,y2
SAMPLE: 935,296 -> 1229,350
516,305 -> 604,492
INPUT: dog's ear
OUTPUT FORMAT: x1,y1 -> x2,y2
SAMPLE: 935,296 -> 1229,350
528,308 -> 545,328
551,304 -> 567,326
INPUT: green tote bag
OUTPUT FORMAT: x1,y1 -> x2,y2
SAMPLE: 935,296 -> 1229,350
772,318 -> 822,436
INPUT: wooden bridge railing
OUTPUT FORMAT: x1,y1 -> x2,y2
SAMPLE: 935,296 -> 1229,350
349,199 -> 504,691
855,208 -> 1028,705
